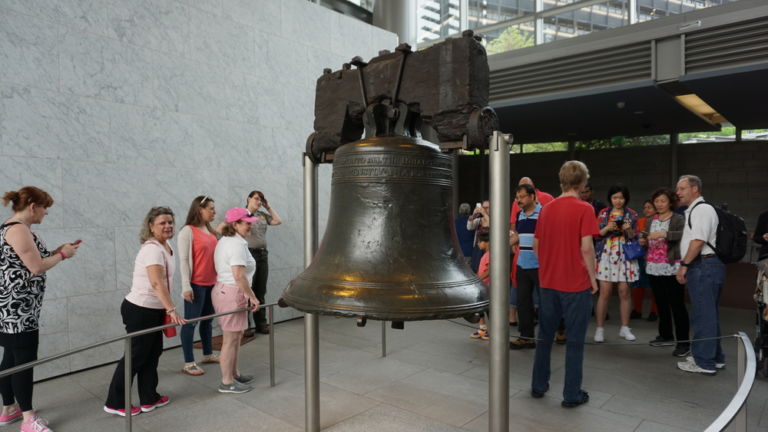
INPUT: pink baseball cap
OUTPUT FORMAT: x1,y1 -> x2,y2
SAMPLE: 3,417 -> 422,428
225,208 -> 258,223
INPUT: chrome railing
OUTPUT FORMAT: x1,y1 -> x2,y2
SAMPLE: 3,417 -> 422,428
705,331 -> 756,432
0,302 -> 279,432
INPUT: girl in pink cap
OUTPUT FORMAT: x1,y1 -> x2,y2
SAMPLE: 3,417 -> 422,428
212,208 -> 260,393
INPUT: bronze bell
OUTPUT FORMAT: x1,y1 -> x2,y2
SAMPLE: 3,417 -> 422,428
282,135 -> 489,321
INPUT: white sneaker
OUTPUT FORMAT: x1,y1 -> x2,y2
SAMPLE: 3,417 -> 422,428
618,326 -> 636,341
677,357 -> 716,375
593,327 -> 605,343
686,356 -> 725,370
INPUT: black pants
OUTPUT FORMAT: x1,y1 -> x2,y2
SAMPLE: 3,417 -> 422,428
249,248 -> 269,329
516,267 -> 539,339
649,275 -> 690,344
0,330 -> 38,411
105,300 -> 165,408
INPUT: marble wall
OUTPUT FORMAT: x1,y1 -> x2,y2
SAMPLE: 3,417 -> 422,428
0,0 -> 396,379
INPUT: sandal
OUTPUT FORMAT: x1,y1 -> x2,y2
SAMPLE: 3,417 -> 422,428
181,363 -> 205,376
201,353 -> 220,364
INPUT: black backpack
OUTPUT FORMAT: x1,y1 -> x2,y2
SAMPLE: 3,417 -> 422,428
688,201 -> 747,263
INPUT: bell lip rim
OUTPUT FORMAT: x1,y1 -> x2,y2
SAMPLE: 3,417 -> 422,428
280,295 -> 489,315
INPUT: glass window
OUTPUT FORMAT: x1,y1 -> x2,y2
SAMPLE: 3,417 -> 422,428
542,1 -> 629,43
638,0 -> 739,23
419,0 -> 462,43
467,0 -> 536,30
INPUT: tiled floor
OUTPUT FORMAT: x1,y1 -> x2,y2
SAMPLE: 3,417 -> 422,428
19,306 -> 768,431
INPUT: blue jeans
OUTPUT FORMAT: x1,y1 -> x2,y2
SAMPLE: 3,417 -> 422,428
532,287 -> 592,403
687,257 -> 726,370
180,283 -> 215,363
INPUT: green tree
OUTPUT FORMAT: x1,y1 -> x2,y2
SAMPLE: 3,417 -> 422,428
485,27 -> 534,55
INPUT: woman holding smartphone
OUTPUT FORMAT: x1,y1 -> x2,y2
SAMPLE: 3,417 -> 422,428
594,184 -> 639,343
1,187 -> 79,432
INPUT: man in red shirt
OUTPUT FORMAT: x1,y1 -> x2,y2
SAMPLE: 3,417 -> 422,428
531,161 -> 599,408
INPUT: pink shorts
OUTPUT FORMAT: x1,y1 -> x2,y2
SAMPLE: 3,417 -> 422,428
211,282 -> 248,332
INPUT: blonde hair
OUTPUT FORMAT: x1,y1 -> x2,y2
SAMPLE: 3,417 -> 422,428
559,160 -> 589,193
139,206 -> 175,243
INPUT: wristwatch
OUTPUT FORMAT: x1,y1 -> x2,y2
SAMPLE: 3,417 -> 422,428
680,262 -> 689,268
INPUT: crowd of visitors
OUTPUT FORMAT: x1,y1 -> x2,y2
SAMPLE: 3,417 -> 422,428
463,164 -> 761,406
0,187 -> 279,430
0,161 -> 763,425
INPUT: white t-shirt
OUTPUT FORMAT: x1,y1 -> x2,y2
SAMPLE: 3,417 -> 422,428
125,241 -> 175,309
214,234 -> 256,285
681,196 -> 718,258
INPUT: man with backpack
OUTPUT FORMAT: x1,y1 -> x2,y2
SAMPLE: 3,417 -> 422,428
675,174 -> 726,375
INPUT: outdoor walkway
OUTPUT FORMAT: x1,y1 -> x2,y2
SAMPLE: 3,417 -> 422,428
19,306 -> 768,431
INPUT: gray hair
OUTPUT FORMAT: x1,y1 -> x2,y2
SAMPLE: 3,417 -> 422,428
458,203 -> 471,216
139,206 -> 175,243
678,175 -> 703,192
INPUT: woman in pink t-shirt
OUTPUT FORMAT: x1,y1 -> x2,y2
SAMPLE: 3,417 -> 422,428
104,207 -> 186,417
178,196 -> 219,376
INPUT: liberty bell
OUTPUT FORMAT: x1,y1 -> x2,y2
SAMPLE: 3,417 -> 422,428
282,134 -> 488,321
281,33 -> 494,321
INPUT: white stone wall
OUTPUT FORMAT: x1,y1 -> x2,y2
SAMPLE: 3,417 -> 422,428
0,0 -> 396,379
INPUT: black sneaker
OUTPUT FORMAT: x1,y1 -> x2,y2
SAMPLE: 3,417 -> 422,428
673,344 -> 691,357
646,312 -> 658,322
531,389 -> 546,398
509,339 -> 535,350
562,391 -> 589,408
630,310 -> 642,319
649,336 -> 675,347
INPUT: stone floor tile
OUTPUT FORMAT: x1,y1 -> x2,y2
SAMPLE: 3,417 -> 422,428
324,404 -> 469,432
365,381 -> 487,427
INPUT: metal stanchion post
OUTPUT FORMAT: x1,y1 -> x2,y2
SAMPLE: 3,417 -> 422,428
303,154 -> 320,432
381,321 -> 387,357
269,305 -> 275,387
489,131 -> 510,432
124,338 -> 132,432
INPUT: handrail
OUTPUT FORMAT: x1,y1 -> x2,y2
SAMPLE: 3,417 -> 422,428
704,331 -> 756,432
0,302 -> 278,379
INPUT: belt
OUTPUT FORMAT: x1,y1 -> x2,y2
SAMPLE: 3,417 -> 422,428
249,247 -> 267,252
701,254 -> 717,258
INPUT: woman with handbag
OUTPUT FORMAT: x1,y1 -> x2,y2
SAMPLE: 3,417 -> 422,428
212,208 -> 259,394
104,207 -> 186,417
644,188 -> 690,357
1,187 -> 79,432
178,195 -> 219,376
594,184 -> 640,342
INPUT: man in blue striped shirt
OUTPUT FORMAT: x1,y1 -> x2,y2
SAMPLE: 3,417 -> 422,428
510,183 -> 542,349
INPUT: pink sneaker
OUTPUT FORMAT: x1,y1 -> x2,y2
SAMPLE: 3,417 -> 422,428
0,409 -> 22,425
103,405 -> 141,416
20,416 -> 51,432
140,395 -> 170,413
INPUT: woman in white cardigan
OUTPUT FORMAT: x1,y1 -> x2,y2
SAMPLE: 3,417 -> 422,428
177,195 -> 219,375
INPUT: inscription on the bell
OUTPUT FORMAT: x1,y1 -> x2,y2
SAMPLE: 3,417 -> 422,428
333,166 -> 451,179
335,154 -> 452,170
